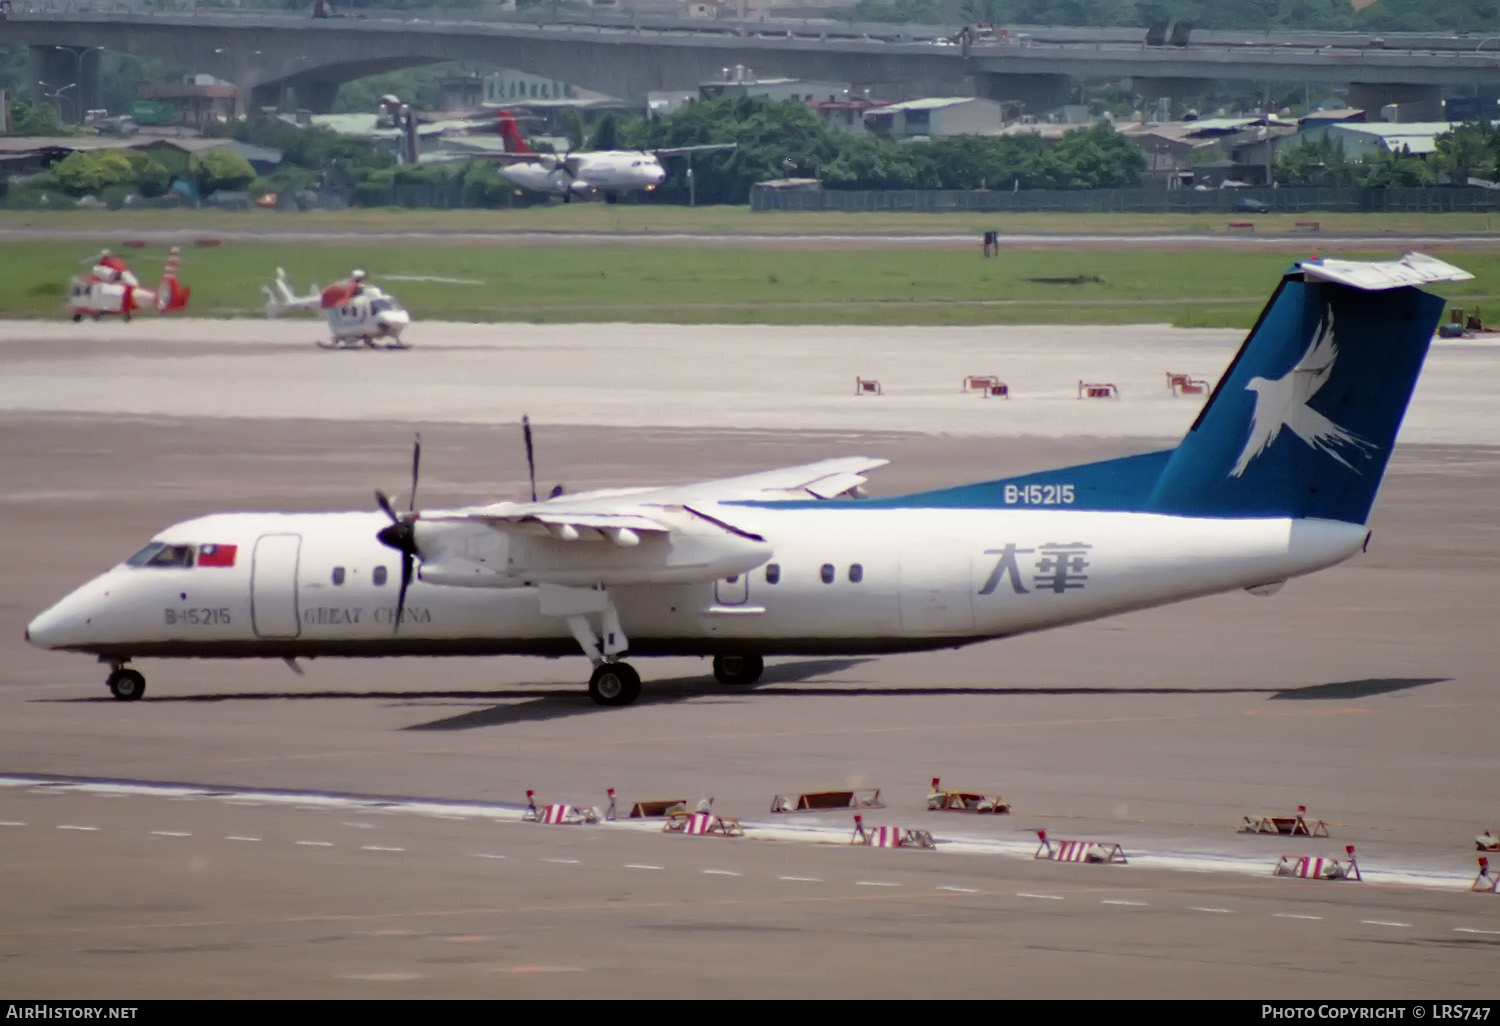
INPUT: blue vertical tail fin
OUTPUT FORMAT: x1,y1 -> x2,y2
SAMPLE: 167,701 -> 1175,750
1148,253 -> 1469,524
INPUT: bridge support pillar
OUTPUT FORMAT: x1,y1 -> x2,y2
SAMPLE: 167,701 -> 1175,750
28,45 -> 103,124
281,77 -> 341,115
970,73 -> 1071,117
1345,83 -> 1443,123
1128,77 -> 1214,120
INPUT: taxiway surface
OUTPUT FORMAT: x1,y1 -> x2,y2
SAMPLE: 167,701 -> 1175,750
1,320 -> 1497,998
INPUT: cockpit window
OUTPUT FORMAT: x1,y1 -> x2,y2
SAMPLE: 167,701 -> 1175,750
127,543 -> 195,569
370,299 -> 392,313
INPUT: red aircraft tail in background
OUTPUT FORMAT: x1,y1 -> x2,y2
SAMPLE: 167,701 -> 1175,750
496,109 -> 533,154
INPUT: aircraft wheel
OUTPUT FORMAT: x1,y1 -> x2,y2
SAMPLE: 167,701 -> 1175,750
604,193 -> 618,205
106,668 -> 146,702
71,313 -> 82,323
712,654 -> 764,686
588,662 -> 641,706
361,335 -> 377,349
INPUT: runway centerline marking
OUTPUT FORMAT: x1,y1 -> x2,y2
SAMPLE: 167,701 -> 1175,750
1454,927 -> 1500,935
150,831 -> 191,837
1101,899 -> 1148,906
1360,920 -> 1412,928
855,881 -> 899,887
778,876 -> 822,883
702,869 -> 741,877
56,825 -> 99,831
226,836 -> 261,842
1188,907 -> 1234,914
0,821 -> 26,827
541,858 -> 580,865
296,841 -> 334,847
362,845 -> 405,852
469,853 -> 506,860
936,886 -> 978,893
343,822 -> 376,829
1017,893 -> 1064,901
1274,913 -> 1323,921
624,864 -> 663,871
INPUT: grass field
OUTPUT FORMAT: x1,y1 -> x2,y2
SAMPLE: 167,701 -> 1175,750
6,207 -> 1500,238
10,242 -> 1499,327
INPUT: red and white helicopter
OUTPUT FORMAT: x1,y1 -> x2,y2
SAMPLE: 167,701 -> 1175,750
262,268 -> 412,350
66,247 -> 191,322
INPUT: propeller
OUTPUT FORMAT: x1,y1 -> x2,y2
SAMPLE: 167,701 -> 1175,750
375,433 -> 421,634
522,415 -> 537,503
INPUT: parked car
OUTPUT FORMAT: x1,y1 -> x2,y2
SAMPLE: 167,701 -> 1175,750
1233,197 -> 1271,214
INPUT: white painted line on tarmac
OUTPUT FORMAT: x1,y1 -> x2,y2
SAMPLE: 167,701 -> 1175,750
1361,920 -> 1412,928
702,869 -> 741,877
1018,893 -> 1064,901
1101,899 -> 1149,906
778,876 -> 822,883
0,821 -> 27,827
150,831 -> 191,837
1188,907 -> 1234,914
855,881 -> 900,887
625,864 -> 663,871
936,885 -> 978,893
469,853 -> 506,860
362,845 -> 405,852
226,836 -> 261,842
343,822 -> 376,829
296,840 -> 334,847
57,825 -> 99,831
1454,927 -> 1500,935
1274,913 -> 1323,921
541,858 -> 580,865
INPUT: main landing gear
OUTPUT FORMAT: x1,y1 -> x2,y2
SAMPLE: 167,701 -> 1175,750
105,662 -> 146,701
588,662 -> 641,706
712,654 -> 765,686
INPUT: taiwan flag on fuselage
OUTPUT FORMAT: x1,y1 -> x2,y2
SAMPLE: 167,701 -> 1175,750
198,544 -> 237,568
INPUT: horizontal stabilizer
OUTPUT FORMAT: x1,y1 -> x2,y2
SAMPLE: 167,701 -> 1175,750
1297,252 -> 1473,290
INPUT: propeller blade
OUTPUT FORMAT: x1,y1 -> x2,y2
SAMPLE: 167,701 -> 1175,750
408,432 -> 421,514
375,489 -> 398,523
522,415 -> 537,503
392,549 -> 413,635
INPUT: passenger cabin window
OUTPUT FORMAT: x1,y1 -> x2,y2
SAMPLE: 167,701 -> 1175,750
127,543 -> 194,568
764,563 -> 781,585
373,566 -> 387,586
820,563 -> 835,584
849,563 -> 864,583
332,567 -> 345,586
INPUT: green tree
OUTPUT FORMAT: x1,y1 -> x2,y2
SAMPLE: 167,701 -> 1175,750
124,150 -> 171,197
189,146 -> 257,194
1356,146 -> 1434,187
1432,121 -> 1497,183
51,150 -> 136,195
8,95 -> 64,136
1274,133 -> 1356,185
589,113 -> 621,151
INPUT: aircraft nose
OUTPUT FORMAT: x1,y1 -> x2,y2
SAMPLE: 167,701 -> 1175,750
26,582 -> 104,650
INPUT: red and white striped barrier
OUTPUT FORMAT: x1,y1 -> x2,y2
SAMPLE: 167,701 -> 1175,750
1274,845 -> 1361,882
1476,831 -> 1499,852
850,815 -> 935,849
1033,830 -> 1128,864
662,811 -> 746,837
1473,857 -> 1499,893
521,789 -> 600,825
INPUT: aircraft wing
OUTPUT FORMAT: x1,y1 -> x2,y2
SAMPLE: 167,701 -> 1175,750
653,143 -> 738,158
544,456 -> 889,505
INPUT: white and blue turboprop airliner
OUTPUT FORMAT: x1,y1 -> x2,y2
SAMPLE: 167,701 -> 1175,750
26,254 -> 1469,706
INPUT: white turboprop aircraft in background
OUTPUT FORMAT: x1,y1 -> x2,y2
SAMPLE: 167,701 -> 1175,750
481,109 -> 736,203
27,254 -> 1469,706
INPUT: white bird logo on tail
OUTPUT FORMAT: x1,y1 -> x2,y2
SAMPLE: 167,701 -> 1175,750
1230,306 -> 1377,478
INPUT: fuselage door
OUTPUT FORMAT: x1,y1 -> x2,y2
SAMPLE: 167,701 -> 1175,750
714,573 -> 750,606
897,546 -> 975,634
251,533 -> 302,639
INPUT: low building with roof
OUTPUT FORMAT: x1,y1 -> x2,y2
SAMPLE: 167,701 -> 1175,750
863,97 -> 1005,139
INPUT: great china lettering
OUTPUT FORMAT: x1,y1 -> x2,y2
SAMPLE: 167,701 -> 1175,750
301,607 -> 433,625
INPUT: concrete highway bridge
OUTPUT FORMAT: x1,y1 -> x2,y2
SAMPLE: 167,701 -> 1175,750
6,6 -> 1500,116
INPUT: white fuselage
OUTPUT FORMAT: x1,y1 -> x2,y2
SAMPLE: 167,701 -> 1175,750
26,505 -> 1367,662
502,152 -> 667,198
323,291 -> 410,344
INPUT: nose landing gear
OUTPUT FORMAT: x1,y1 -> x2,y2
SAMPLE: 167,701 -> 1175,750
105,663 -> 146,701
